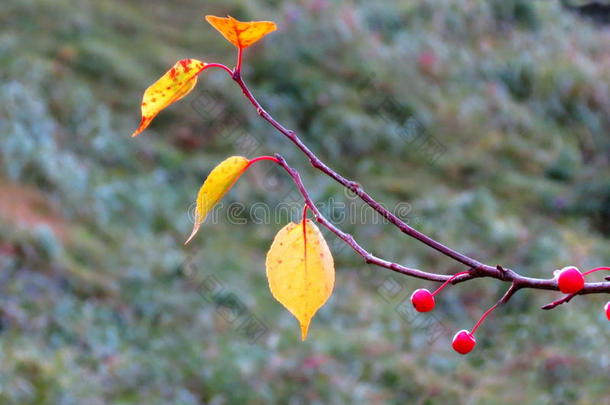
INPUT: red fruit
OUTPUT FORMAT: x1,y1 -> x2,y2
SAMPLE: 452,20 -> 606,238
452,330 -> 476,355
410,288 -> 435,312
605,302 -> 610,321
556,266 -> 584,294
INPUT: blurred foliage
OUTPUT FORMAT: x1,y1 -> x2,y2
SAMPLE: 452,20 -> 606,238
1,0 -> 609,404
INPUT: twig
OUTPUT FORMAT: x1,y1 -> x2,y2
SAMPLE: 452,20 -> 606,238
274,154 -> 463,282
273,154 -> 610,303
541,293 -> 577,310
233,74 -> 498,274
471,283 -> 519,334
219,69 -> 610,306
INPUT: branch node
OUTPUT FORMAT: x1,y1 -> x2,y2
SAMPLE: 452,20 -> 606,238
496,265 -> 513,281
347,181 -> 360,192
310,159 -> 322,169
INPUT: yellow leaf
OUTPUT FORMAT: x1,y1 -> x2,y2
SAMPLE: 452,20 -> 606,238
265,220 -> 335,340
132,59 -> 207,137
205,15 -> 277,49
185,156 -> 250,244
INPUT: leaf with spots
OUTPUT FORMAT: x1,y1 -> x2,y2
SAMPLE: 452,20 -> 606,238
205,15 -> 277,49
265,219 -> 335,340
185,156 -> 250,244
132,59 -> 207,137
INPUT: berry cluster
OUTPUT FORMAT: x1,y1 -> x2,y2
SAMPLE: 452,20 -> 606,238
409,266 -> 610,355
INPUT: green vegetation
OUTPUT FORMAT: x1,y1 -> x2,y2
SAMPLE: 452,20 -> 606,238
0,0 -> 608,403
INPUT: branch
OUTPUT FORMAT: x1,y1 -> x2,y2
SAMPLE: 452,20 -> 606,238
274,154 -> 462,283
273,154 -> 610,301
226,71 -> 610,304
232,74 -> 497,274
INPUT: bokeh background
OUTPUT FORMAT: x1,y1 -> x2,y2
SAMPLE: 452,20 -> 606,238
1,0 -> 610,403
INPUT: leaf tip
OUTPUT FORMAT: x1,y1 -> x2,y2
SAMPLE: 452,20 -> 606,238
131,117 -> 149,137
300,321 -> 309,341
185,223 -> 200,245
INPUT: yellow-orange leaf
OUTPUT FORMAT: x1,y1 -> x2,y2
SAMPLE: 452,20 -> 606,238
132,59 -> 207,137
205,15 -> 277,49
265,220 -> 335,340
185,156 -> 250,244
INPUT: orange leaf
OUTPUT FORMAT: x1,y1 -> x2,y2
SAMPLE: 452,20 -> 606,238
205,15 -> 277,49
132,59 -> 207,137
185,156 -> 250,244
265,220 -> 335,340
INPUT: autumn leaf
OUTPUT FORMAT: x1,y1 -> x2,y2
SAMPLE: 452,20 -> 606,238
132,59 -> 207,137
266,219 -> 335,340
205,15 -> 277,49
185,156 -> 250,244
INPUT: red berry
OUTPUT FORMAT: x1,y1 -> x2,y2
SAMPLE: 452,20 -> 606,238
452,330 -> 476,355
605,302 -> 610,321
556,266 -> 585,294
410,288 -> 435,312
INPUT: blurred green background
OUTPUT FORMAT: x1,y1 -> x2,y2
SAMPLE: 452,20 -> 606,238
1,0 -> 609,403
